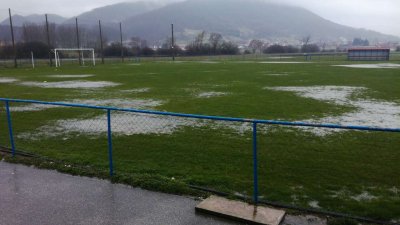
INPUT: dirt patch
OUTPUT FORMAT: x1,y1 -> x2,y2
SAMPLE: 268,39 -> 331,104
333,63 -> 400,69
265,86 -> 400,135
46,75 -> 95,78
20,80 -> 120,89
0,77 -> 19,83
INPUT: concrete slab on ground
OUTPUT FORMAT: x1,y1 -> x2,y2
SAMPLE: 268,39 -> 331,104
196,195 -> 286,225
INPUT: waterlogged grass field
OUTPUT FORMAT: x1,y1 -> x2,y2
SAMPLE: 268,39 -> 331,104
0,56 -> 399,221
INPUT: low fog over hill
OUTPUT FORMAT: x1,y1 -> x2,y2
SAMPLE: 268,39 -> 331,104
1,0 -> 399,44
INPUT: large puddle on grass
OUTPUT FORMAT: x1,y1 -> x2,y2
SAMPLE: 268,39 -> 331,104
197,91 -> 228,98
198,61 -> 220,64
0,77 -> 19,83
268,57 -> 294,59
16,98 -> 199,139
333,63 -> 400,69
19,113 -> 256,139
19,113 -> 201,140
46,74 -> 95,78
265,86 -> 400,135
20,80 -> 120,88
258,61 -> 311,64
15,96 -> 256,139
258,71 -> 291,76
120,88 -> 151,93
11,99 -> 163,112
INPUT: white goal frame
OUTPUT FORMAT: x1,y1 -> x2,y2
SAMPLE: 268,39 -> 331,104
53,48 -> 96,67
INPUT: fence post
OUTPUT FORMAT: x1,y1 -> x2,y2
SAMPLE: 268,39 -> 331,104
5,100 -> 16,157
107,109 -> 114,176
252,122 -> 258,204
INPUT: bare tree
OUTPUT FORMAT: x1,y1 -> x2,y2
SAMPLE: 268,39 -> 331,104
301,35 -> 320,53
22,23 -> 46,43
162,37 -> 172,49
56,25 -> 78,48
194,31 -> 206,51
129,37 -> 142,48
209,32 -> 223,54
302,35 -> 311,46
248,39 -> 264,54
129,36 -> 142,55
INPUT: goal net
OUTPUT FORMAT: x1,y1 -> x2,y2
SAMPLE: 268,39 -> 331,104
53,48 -> 96,67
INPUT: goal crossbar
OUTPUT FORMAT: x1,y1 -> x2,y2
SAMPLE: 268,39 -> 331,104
53,48 -> 96,67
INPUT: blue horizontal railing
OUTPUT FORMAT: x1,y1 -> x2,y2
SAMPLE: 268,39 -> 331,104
1,98 -> 400,132
1,97 -> 400,204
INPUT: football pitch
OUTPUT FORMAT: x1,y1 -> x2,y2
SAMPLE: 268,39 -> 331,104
0,57 -> 399,220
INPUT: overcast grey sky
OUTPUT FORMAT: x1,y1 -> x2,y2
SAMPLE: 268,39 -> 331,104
1,0 -> 399,37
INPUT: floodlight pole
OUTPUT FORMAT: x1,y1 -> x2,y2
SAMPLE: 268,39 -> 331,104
99,20 -> 105,64
119,22 -> 124,62
45,14 -> 53,67
171,23 -> 175,61
8,8 -> 17,68
75,18 -> 82,65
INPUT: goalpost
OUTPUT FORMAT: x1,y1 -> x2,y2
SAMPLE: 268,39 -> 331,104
53,48 -> 96,67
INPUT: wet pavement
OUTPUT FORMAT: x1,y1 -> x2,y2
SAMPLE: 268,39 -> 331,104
0,161 -> 242,225
0,161 -> 328,225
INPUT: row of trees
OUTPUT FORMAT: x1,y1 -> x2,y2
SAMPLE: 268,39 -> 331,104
17,23 -> 100,49
248,38 -> 320,54
0,42 -> 50,58
352,38 -> 369,46
3,23 -> 385,58
185,31 -> 239,55
92,31 -> 240,57
1,27 -> 240,58
1,22 -> 103,59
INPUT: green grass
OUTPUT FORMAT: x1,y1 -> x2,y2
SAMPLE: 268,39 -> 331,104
0,57 -> 399,221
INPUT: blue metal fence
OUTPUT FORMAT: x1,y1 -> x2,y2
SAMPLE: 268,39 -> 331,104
1,97 -> 400,204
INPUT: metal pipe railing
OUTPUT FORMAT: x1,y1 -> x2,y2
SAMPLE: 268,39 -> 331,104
1,97 -> 400,204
